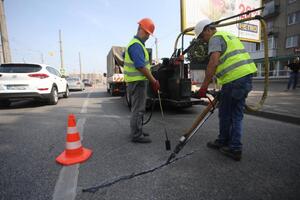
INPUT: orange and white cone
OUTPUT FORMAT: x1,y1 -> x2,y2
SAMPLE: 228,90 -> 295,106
56,114 -> 92,165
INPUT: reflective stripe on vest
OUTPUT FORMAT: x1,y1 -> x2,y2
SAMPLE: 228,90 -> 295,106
212,31 -> 257,85
124,38 -> 150,82
124,61 -> 150,68
219,49 -> 247,64
216,59 -> 254,78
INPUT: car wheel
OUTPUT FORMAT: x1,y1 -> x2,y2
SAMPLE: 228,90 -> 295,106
0,99 -> 11,107
63,86 -> 70,98
48,86 -> 58,105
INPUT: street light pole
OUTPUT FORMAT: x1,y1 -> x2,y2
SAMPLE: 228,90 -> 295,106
0,0 -> 11,63
59,29 -> 65,75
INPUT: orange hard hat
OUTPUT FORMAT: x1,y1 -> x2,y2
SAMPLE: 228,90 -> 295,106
138,18 -> 155,35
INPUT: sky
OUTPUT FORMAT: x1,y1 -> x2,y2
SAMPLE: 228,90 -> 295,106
5,0 -> 185,74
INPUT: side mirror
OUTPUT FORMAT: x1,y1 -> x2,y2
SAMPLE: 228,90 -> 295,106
103,73 -> 107,77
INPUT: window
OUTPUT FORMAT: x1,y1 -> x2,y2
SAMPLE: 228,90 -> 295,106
267,21 -> 273,29
260,37 -> 276,49
288,11 -> 300,25
52,67 -> 61,77
0,64 -> 41,73
286,35 -> 299,48
288,0 -> 296,4
47,66 -> 60,77
242,42 -> 255,52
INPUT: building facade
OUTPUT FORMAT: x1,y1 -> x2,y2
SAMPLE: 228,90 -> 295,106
244,0 -> 300,79
68,73 -> 104,85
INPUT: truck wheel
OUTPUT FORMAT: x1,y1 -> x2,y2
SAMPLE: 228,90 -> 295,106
48,87 -> 58,105
107,84 -> 110,93
110,84 -> 115,96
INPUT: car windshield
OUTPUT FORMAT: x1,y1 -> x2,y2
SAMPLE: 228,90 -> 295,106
0,64 -> 42,73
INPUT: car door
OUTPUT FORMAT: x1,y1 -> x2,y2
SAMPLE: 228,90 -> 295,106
53,68 -> 66,92
47,67 -> 64,92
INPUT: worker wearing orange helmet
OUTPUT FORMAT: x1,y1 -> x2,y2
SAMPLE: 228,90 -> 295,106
124,18 -> 160,143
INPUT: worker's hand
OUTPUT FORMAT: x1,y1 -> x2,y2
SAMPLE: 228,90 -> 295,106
152,80 -> 160,94
198,87 -> 208,98
173,55 -> 184,65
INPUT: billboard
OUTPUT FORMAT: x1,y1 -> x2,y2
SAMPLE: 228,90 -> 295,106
180,0 -> 262,42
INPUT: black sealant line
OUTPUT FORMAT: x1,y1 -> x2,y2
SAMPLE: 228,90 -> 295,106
82,149 -> 199,193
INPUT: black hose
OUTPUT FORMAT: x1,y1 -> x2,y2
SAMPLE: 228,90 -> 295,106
142,98 -> 156,125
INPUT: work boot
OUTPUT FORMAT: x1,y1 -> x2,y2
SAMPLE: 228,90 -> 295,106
207,140 -> 227,150
143,132 -> 150,137
219,146 -> 242,161
131,137 -> 152,143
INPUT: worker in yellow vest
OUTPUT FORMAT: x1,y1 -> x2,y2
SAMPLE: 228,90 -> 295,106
124,18 -> 160,143
194,18 -> 257,161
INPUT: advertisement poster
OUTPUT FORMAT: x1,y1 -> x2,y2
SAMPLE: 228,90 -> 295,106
181,0 -> 262,42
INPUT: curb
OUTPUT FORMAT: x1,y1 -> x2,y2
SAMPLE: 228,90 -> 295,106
198,101 -> 300,126
244,110 -> 300,126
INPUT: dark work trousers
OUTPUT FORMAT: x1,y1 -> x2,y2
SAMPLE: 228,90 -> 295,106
217,74 -> 253,151
127,80 -> 147,139
287,71 -> 298,90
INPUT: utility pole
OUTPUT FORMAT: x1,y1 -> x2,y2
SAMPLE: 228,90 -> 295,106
40,53 -> 44,63
59,30 -> 65,75
155,37 -> 159,64
0,0 -> 11,63
78,52 -> 82,80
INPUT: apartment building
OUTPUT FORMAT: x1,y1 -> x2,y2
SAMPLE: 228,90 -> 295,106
244,0 -> 300,78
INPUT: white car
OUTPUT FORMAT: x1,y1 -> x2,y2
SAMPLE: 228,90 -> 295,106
0,63 -> 69,106
66,77 -> 85,91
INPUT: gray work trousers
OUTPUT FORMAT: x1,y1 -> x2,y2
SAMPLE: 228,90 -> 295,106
127,80 -> 147,139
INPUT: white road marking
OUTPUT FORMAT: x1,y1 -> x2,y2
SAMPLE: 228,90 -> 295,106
53,92 -> 91,200
52,164 -> 79,200
80,92 -> 91,114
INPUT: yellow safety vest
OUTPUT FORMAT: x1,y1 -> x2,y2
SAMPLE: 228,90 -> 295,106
212,31 -> 257,85
124,38 -> 151,82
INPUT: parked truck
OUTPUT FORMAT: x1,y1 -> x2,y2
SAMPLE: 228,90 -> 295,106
106,46 -> 126,96
106,46 -> 153,96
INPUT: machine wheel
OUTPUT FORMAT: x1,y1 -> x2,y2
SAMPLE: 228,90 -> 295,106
48,87 -> 58,105
0,99 -> 11,107
146,98 -> 153,110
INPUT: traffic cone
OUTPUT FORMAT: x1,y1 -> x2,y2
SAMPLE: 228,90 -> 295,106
56,114 -> 92,165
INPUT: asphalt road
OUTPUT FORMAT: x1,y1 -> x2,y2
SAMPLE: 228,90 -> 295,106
1,86 -> 300,200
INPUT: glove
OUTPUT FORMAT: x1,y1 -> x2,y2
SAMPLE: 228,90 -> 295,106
198,87 -> 208,98
152,80 -> 160,94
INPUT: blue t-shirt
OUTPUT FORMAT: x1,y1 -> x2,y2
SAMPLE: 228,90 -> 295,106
128,36 -> 146,68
